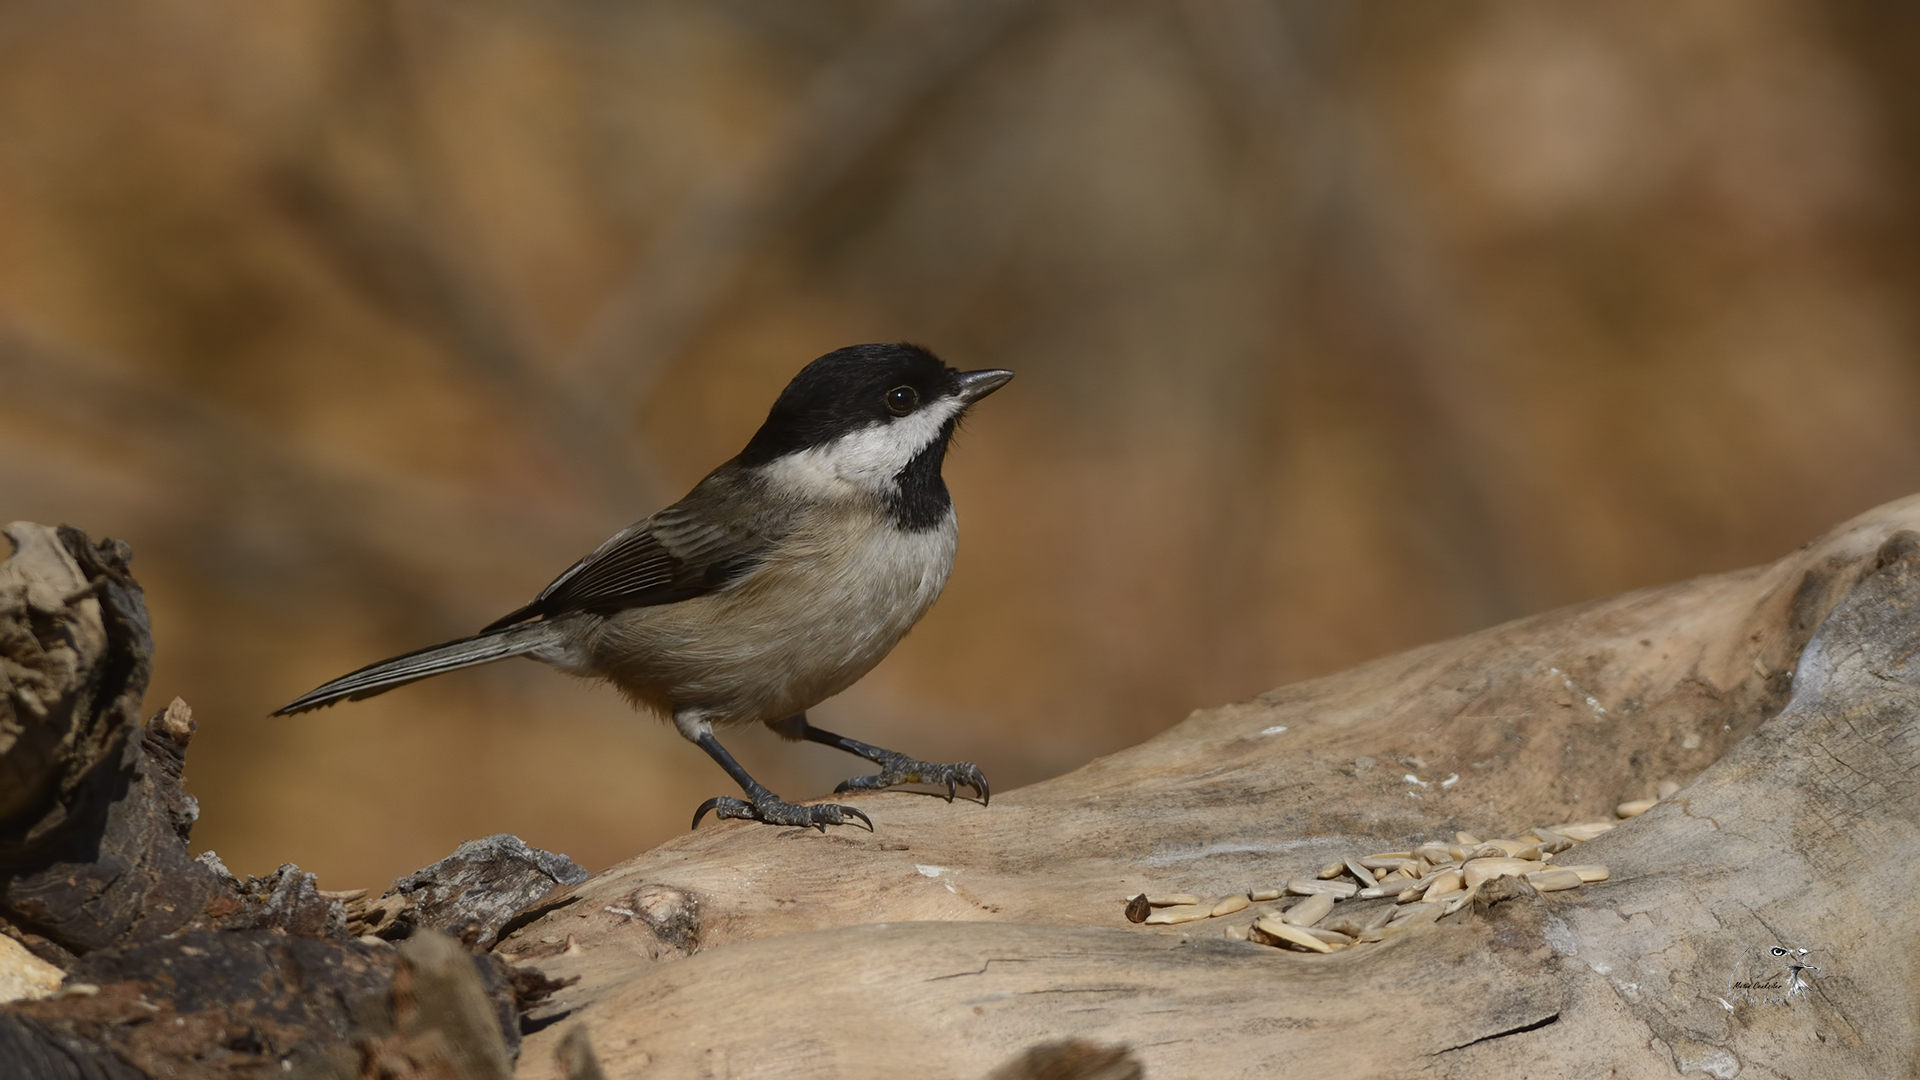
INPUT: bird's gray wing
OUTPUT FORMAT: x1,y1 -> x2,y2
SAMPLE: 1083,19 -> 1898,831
482,476 -> 781,630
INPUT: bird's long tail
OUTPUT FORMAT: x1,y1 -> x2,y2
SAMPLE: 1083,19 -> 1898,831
273,623 -> 554,715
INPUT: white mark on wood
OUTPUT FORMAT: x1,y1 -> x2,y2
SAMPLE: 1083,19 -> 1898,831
1542,916 -> 1578,956
1549,666 -> 1608,715
1677,1048 -> 1740,1079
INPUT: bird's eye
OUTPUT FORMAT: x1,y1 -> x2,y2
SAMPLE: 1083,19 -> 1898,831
884,385 -> 919,416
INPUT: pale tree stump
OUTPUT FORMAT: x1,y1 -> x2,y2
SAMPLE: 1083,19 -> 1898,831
501,497 -> 1920,1079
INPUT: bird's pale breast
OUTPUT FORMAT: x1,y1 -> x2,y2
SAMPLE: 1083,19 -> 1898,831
579,505 -> 958,724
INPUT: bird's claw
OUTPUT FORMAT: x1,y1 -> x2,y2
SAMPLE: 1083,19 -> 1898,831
835,757 -> 990,805
691,794 -> 873,832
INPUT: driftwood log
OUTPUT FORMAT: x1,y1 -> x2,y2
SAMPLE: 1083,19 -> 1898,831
7,492 -> 1920,1078
496,496 -> 1920,1079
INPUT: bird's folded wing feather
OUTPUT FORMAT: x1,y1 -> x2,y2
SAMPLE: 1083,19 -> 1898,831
482,479 -> 780,630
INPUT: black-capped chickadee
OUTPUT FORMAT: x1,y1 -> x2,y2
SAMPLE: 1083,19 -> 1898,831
277,343 -> 1011,830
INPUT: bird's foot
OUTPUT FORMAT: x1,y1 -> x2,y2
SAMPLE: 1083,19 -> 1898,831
691,793 -> 873,832
835,754 -> 990,804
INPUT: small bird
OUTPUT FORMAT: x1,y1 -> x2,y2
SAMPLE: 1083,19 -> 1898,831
276,343 -> 1010,830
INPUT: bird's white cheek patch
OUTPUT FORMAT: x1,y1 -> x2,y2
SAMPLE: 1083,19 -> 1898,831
764,399 -> 963,497
760,449 -> 851,500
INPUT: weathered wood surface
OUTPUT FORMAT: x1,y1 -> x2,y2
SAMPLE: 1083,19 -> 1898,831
504,497 -> 1920,1078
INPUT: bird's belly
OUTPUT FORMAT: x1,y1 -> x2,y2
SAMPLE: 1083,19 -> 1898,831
587,515 -> 958,722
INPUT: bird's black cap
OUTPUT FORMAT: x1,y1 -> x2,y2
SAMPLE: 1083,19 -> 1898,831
737,343 -> 1005,467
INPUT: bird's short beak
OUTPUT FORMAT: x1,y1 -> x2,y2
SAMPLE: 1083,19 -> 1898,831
953,368 -> 1014,404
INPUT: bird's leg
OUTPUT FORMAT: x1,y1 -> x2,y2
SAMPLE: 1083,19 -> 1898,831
768,713 -> 989,804
686,726 -> 871,831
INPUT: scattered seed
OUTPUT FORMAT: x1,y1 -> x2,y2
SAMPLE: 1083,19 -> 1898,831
1145,904 -> 1213,925
1211,894 -> 1250,917
1282,892 -> 1336,927
1422,869 -> 1465,900
1128,796 -> 1636,953
1528,868 -> 1583,892
1321,913 -> 1369,937
1616,798 -> 1657,819
1253,915 -> 1335,953
1657,780 -> 1680,800
1555,821 -> 1616,841
1324,904 -> 1395,936
1287,879 -> 1357,898
1441,884 -> 1480,916
1388,902 -> 1443,927
1530,828 -> 1573,854
1462,857 -> 1543,890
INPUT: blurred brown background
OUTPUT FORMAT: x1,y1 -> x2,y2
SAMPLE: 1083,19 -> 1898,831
3,0 -> 1919,890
